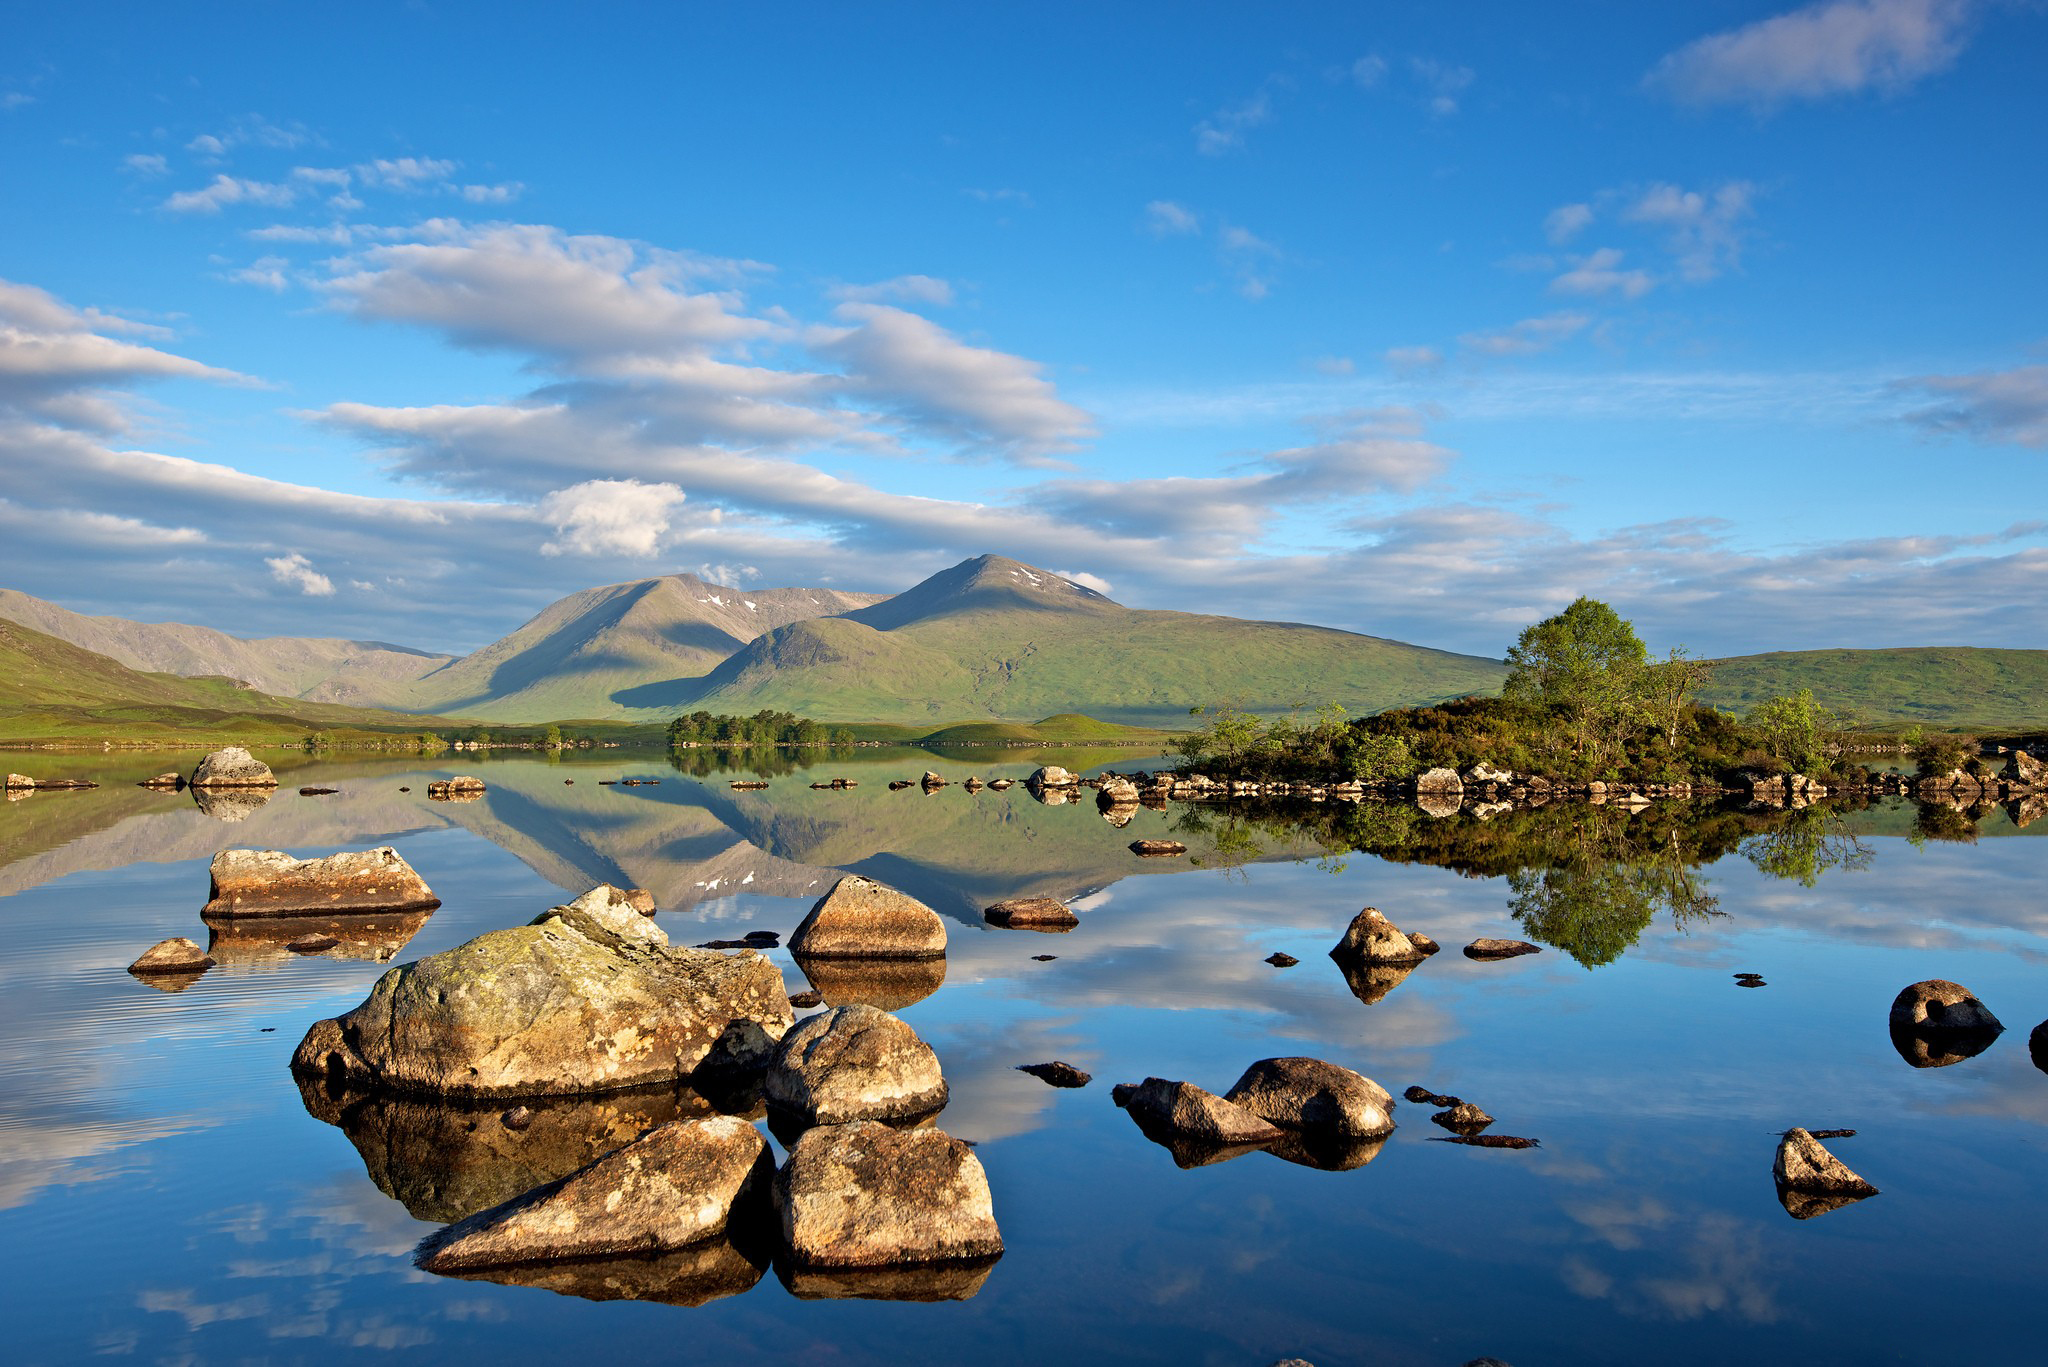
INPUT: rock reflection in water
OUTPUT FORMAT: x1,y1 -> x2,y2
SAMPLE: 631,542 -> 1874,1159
430,1229 -> 771,1307
776,1254 -> 1001,1303
1332,956 -> 1424,1006
190,787 -> 271,821
297,1080 -> 762,1223
132,969 -> 209,994
1776,1183 -> 1876,1221
1888,1021 -> 2003,1069
793,954 -> 946,1010
1262,1129 -> 1389,1172
201,908 -> 433,965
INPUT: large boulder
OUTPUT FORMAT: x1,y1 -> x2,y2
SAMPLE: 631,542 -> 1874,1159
1774,1128 -> 1878,1220
1223,1057 -> 1395,1139
2005,748 -> 2046,790
774,1121 -> 1002,1269
788,875 -> 946,960
1413,767 -> 1462,794
1098,776 -> 1139,805
1114,1077 -> 1283,1146
292,891 -> 793,1098
415,1116 -> 772,1272
2,773 -> 34,789
202,846 -> 440,919
763,1004 -> 948,1125
189,747 -> 276,788
1329,907 -> 1430,963
1028,765 -> 1078,788
1889,979 -> 2003,1034
428,775 -> 487,800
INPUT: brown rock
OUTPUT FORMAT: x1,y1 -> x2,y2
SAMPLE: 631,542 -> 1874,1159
623,888 -> 657,916
128,937 -> 214,976
763,1004 -> 948,1125
415,1116 -> 773,1272
983,897 -> 1078,930
1223,1057 -> 1395,1139
788,875 -> 946,960
774,1121 -> 1003,1269
1464,938 -> 1542,961
287,933 -> 340,954
188,747 -> 277,788
1016,1061 -> 1090,1088
1330,906 -> 1429,963
1128,839 -> 1187,857
1117,1077 -> 1284,1146
1432,1102 -> 1494,1135
428,775 -> 487,800
203,846 -> 440,919
1774,1127 -> 1877,1219
793,954 -> 947,1011
1889,979 -> 2002,1033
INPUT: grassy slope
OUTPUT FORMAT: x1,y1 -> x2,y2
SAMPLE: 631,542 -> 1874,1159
919,714 -> 1171,744
680,608 -> 1507,727
0,617 -> 450,743
1700,647 -> 2048,731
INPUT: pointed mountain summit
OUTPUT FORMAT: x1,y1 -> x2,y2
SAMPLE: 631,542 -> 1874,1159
675,555 -> 1507,726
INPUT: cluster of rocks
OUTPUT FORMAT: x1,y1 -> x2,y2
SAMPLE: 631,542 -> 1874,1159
1113,1056 -> 1398,1170
427,775 -> 487,801
4,773 -> 99,792
128,845 -> 442,990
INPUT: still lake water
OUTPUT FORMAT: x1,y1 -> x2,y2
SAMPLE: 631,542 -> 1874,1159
3,745 -> 2044,1365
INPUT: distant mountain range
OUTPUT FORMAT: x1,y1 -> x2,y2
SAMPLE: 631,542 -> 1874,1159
6,557 -> 2045,730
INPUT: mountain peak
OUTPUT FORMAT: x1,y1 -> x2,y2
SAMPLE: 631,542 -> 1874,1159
846,555 -> 1117,632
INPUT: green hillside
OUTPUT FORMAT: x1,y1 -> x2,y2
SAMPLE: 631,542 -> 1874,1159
918,713 -> 1170,744
0,616 -> 450,743
675,556 -> 1506,726
1700,647 -> 2048,731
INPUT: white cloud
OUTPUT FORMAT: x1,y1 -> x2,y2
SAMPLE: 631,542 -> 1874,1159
1409,56 -> 1476,115
1143,200 -> 1200,237
1895,364 -> 2048,448
0,278 -> 251,429
538,478 -> 688,557
1551,247 -> 1656,299
1623,182 -> 1758,281
186,116 -> 311,156
1194,93 -> 1271,155
1219,223 -> 1282,300
1648,0 -> 1976,107
162,175 -> 297,214
1351,54 -> 1389,88
265,552 -> 335,596
1384,345 -> 1444,375
1545,202 -> 1595,245
121,153 -> 169,178
1311,356 -> 1356,376
457,181 -> 525,203
1459,312 -> 1592,357
830,275 -> 956,307
1056,569 -> 1114,595
964,187 -> 1034,208
1,91 -> 33,111
225,256 -> 292,292
354,156 -> 456,189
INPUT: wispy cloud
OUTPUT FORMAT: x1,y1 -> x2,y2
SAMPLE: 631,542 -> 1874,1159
1143,200 -> 1200,237
1648,0 -> 1977,108
1895,364 -> 2048,448
829,275 -> 956,307
1550,248 -> 1655,300
1623,182 -> 1758,281
1460,312 -> 1592,357
1194,92 -> 1271,155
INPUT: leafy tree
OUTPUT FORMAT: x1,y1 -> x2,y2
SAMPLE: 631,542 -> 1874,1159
543,724 -> 563,749
1745,689 -> 1836,774
1642,647 -> 1717,750
1502,597 -> 1650,771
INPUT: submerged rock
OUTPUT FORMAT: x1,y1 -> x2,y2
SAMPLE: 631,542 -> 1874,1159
763,1004 -> 948,1126
774,1120 -> 1003,1269
202,846 -> 440,919
138,772 -> 184,790
1464,938 -> 1542,961
1774,1127 -> 1878,1220
1016,1061 -> 1091,1088
188,747 -> 276,788
1116,1077 -> 1284,1147
1330,907 -> 1430,963
292,887 -> 792,1098
128,937 -> 214,977
415,1116 -> 773,1272
1265,952 -> 1298,967
788,875 -> 946,960
983,897 -> 1078,930
1223,1057 -> 1395,1139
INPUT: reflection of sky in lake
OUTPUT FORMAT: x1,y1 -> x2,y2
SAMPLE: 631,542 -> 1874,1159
3,748 -> 2045,1364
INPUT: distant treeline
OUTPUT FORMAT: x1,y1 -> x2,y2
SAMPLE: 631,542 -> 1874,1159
667,709 -> 856,748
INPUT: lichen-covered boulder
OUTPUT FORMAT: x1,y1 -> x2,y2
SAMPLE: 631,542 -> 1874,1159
764,1004 -> 947,1125
1028,765 -> 1077,788
1889,979 -> 2002,1034
1224,1057 -> 1396,1139
415,1116 -> 773,1272
1098,777 -> 1139,805
203,846 -> 440,918
189,747 -> 276,788
292,893 -> 792,1098
1114,1077 -> 1283,1146
1329,907 -> 1429,963
774,1121 -> 1002,1269
788,876 -> 946,960
1774,1128 -> 1879,1220
427,775 -> 487,800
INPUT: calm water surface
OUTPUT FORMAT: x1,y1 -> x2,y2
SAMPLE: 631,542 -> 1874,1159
3,746 -> 2044,1365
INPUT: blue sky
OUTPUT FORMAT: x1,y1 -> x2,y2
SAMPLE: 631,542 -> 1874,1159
2,0 -> 2043,657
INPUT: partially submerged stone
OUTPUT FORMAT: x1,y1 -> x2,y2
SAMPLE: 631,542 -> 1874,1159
764,1004 -> 948,1126
428,775 -> 487,801
1016,1061 -> 1091,1088
1432,1102 -> 1494,1135
1889,979 -> 2002,1033
1464,938 -> 1542,961
1330,907 -> 1429,963
788,875 -> 946,960
189,747 -> 276,788
128,937 -> 214,977
1129,839 -> 1187,857
1028,765 -> 1078,788
1116,1077 -> 1284,1147
292,894 -> 793,1098
774,1121 -> 1003,1269
1774,1127 -> 1878,1220
1223,1057 -> 1395,1139
415,1116 -> 773,1272
138,772 -> 184,790
983,897 -> 1078,930
202,846 -> 440,919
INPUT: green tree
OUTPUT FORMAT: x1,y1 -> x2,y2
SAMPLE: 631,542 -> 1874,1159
543,724 -> 563,749
1502,597 -> 1650,771
1744,689 -> 1835,774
